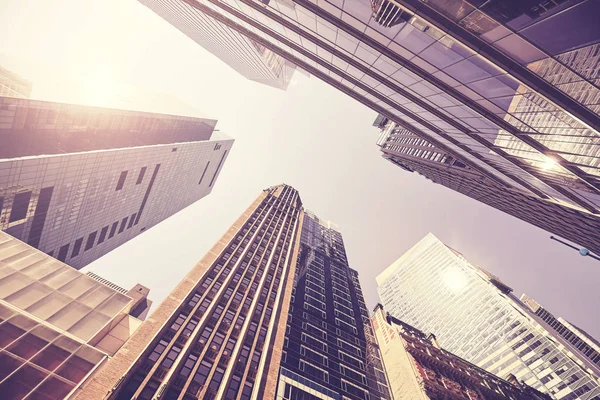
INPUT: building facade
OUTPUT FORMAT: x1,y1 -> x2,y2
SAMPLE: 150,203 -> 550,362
73,185 -> 389,400
374,115 -> 600,254
372,304 -> 551,400
377,233 -> 600,400
142,0 -> 600,251
0,65 -> 31,98
0,230 -> 150,399
139,0 -> 297,89
519,294 -> 600,375
73,185 -> 304,400
277,210 -> 390,399
0,96 -> 232,269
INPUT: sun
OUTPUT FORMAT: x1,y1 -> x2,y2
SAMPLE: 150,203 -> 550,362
540,156 -> 557,171
441,267 -> 468,293
82,68 -> 117,107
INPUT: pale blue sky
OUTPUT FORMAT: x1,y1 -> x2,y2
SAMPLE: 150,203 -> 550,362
1,0 -> 599,338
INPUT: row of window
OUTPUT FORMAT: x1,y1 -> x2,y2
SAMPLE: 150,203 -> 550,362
52,212 -> 139,262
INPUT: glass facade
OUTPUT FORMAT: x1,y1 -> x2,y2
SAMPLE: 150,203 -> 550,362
0,65 -> 31,99
519,294 -> 600,376
377,233 -> 600,400
146,0 -> 600,241
372,305 -> 551,400
0,230 -> 149,399
277,210 -> 390,400
0,96 -> 233,270
375,115 -> 600,255
140,0 -> 297,89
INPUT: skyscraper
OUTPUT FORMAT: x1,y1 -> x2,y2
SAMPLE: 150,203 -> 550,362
142,0 -> 600,251
280,210 -> 390,399
0,65 -> 31,98
519,294 -> 600,372
73,185 -> 389,400
372,304 -> 551,400
376,233 -> 600,400
0,96 -> 233,269
74,185 -> 304,400
139,0 -> 296,89
374,115 -> 600,254
0,230 -> 151,399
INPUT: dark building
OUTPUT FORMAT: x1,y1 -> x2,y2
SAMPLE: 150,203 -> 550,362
372,304 -> 552,400
279,210 -> 390,399
144,0 -> 600,252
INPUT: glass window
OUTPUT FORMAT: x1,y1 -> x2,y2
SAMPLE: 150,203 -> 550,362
115,171 -> 128,191
136,167 -> 147,185
71,238 -> 83,258
9,191 -> 32,222
84,231 -> 97,251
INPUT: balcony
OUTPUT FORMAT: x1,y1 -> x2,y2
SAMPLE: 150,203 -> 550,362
370,0 -> 413,28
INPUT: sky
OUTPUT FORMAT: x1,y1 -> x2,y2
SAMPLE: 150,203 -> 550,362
1,0 -> 599,339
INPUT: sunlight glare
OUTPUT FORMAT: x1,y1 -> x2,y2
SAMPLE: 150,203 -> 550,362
83,68 -> 117,107
441,267 -> 468,293
540,157 -> 557,171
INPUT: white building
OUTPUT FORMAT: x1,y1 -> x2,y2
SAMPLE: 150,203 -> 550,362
377,233 -> 600,400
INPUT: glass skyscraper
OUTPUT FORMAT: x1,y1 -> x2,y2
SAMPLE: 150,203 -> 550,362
377,233 -> 600,400
141,0 -> 600,251
139,0 -> 297,89
0,96 -> 233,269
0,65 -> 31,98
374,115 -> 600,254
72,185 -> 389,400
279,210 -> 390,400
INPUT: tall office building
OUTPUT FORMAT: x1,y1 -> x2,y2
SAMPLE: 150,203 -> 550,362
279,210 -> 390,399
143,0 -> 600,251
520,294 -> 600,372
372,304 -> 551,400
0,230 -> 150,399
377,233 -> 600,400
374,115 -> 600,254
139,0 -> 296,89
0,96 -> 233,269
0,65 -> 32,98
73,185 -> 389,400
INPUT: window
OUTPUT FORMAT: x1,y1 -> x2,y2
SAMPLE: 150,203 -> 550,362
115,171 -> 128,191
171,314 -> 187,331
198,161 -> 211,185
209,150 -> 227,187
181,354 -> 198,377
161,345 -> 181,368
127,214 -> 136,229
148,340 -> 169,362
71,238 -> 83,258
136,167 -> 147,184
85,231 -> 97,251
98,226 -> 109,244
193,360 -> 213,385
209,367 -> 225,391
57,244 -> 69,262
118,217 -> 128,233
108,221 -> 118,238
9,191 -> 32,222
